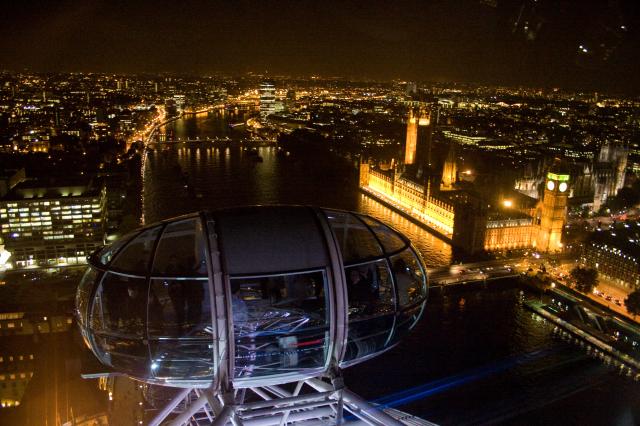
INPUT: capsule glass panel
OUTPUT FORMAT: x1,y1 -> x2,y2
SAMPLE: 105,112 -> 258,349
93,334 -> 150,376
358,216 -> 407,254
76,267 -> 99,327
95,230 -> 139,266
149,340 -> 214,380
343,260 -> 395,363
148,278 -> 212,338
325,210 -> 382,264
90,272 -> 147,337
110,226 -> 161,274
152,219 -> 207,277
390,249 -> 427,308
231,270 -> 329,380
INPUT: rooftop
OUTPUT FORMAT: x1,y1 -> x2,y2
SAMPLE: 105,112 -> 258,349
1,177 -> 100,201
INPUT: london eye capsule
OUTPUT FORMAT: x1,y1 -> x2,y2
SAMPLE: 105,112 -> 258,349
76,206 -> 427,389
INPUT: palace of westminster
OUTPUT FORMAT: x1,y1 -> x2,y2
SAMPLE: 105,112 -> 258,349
359,106 -> 628,255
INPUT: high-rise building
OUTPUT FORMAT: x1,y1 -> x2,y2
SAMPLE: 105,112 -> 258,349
406,82 -> 417,97
173,94 -> 186,112
259,81 -> 276,120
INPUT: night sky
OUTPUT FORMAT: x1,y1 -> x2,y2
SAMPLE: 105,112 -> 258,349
1,0 -> 639,93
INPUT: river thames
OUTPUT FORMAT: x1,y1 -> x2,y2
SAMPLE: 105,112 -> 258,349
140,112 -> 640,425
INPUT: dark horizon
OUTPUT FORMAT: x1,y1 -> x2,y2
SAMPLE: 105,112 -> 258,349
1,0 -> 639,94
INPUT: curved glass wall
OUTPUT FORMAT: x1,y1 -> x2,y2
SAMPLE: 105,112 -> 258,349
231,269 -> 329,381
77,207 -> 428,386
322,209 -> 428,367
81,215 -> 216,382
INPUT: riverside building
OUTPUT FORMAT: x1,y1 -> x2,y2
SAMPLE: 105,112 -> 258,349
359,109 -> 569,254
0,178 -> 107,269
582,221 -> 640,291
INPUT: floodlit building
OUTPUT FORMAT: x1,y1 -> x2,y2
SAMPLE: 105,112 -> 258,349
359,111 -> 570,254
0,178 -> 107,269
514,142 -> 628,212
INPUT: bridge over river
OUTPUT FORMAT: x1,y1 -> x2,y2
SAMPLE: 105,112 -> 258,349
146,136 -> 276,147
428,252 -> 572,289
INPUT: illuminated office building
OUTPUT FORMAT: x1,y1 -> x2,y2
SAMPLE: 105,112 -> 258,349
0,346 -> 34,408
0,179 -> 107,269
259,81 -> 276,120
173,94 -> 186,112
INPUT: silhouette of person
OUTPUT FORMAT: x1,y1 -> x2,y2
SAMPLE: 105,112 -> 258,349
166,255 -> 186,329
393,258 -> 414,306
125,283 -> 146,334
347,268 -> 376,311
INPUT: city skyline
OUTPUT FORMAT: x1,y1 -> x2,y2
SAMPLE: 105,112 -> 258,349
1,1 -> 640,93
1,2 -> 640,421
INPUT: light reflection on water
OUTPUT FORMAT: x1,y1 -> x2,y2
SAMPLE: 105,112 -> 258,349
149,112 -> 452,266
144,142 -> 452,267
357,194 -> 452,267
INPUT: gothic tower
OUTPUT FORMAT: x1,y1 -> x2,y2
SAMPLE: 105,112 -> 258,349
441,143 -> 457,191
536,170 -> 569,252
415,108 -> 433,173
404,110 -> 418,165
359,159 -> 370,188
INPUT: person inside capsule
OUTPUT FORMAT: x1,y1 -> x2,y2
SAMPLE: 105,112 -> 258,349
231,270 -> 327,378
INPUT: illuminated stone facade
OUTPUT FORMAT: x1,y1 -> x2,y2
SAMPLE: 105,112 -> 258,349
361,111 -> 569,254
440,143 -> 457,191
360,163 -> 454,236
359,165 -> 569,254
404,110 -> 417,165
485,215 -> 534,251
535,172 -> 569,252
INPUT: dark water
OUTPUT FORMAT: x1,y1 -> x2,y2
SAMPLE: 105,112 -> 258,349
142,113 -> 640,425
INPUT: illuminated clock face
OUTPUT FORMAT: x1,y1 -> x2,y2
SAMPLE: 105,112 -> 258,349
547,180 -> 555,191
559,182 -> 568,193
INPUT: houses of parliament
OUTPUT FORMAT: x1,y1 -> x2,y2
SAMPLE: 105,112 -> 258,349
359,107 -> 569,254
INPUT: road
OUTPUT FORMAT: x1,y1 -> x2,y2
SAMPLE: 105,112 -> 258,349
427,253 -> 570,287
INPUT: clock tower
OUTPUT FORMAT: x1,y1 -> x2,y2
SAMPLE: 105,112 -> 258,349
536,171 -> 569,252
